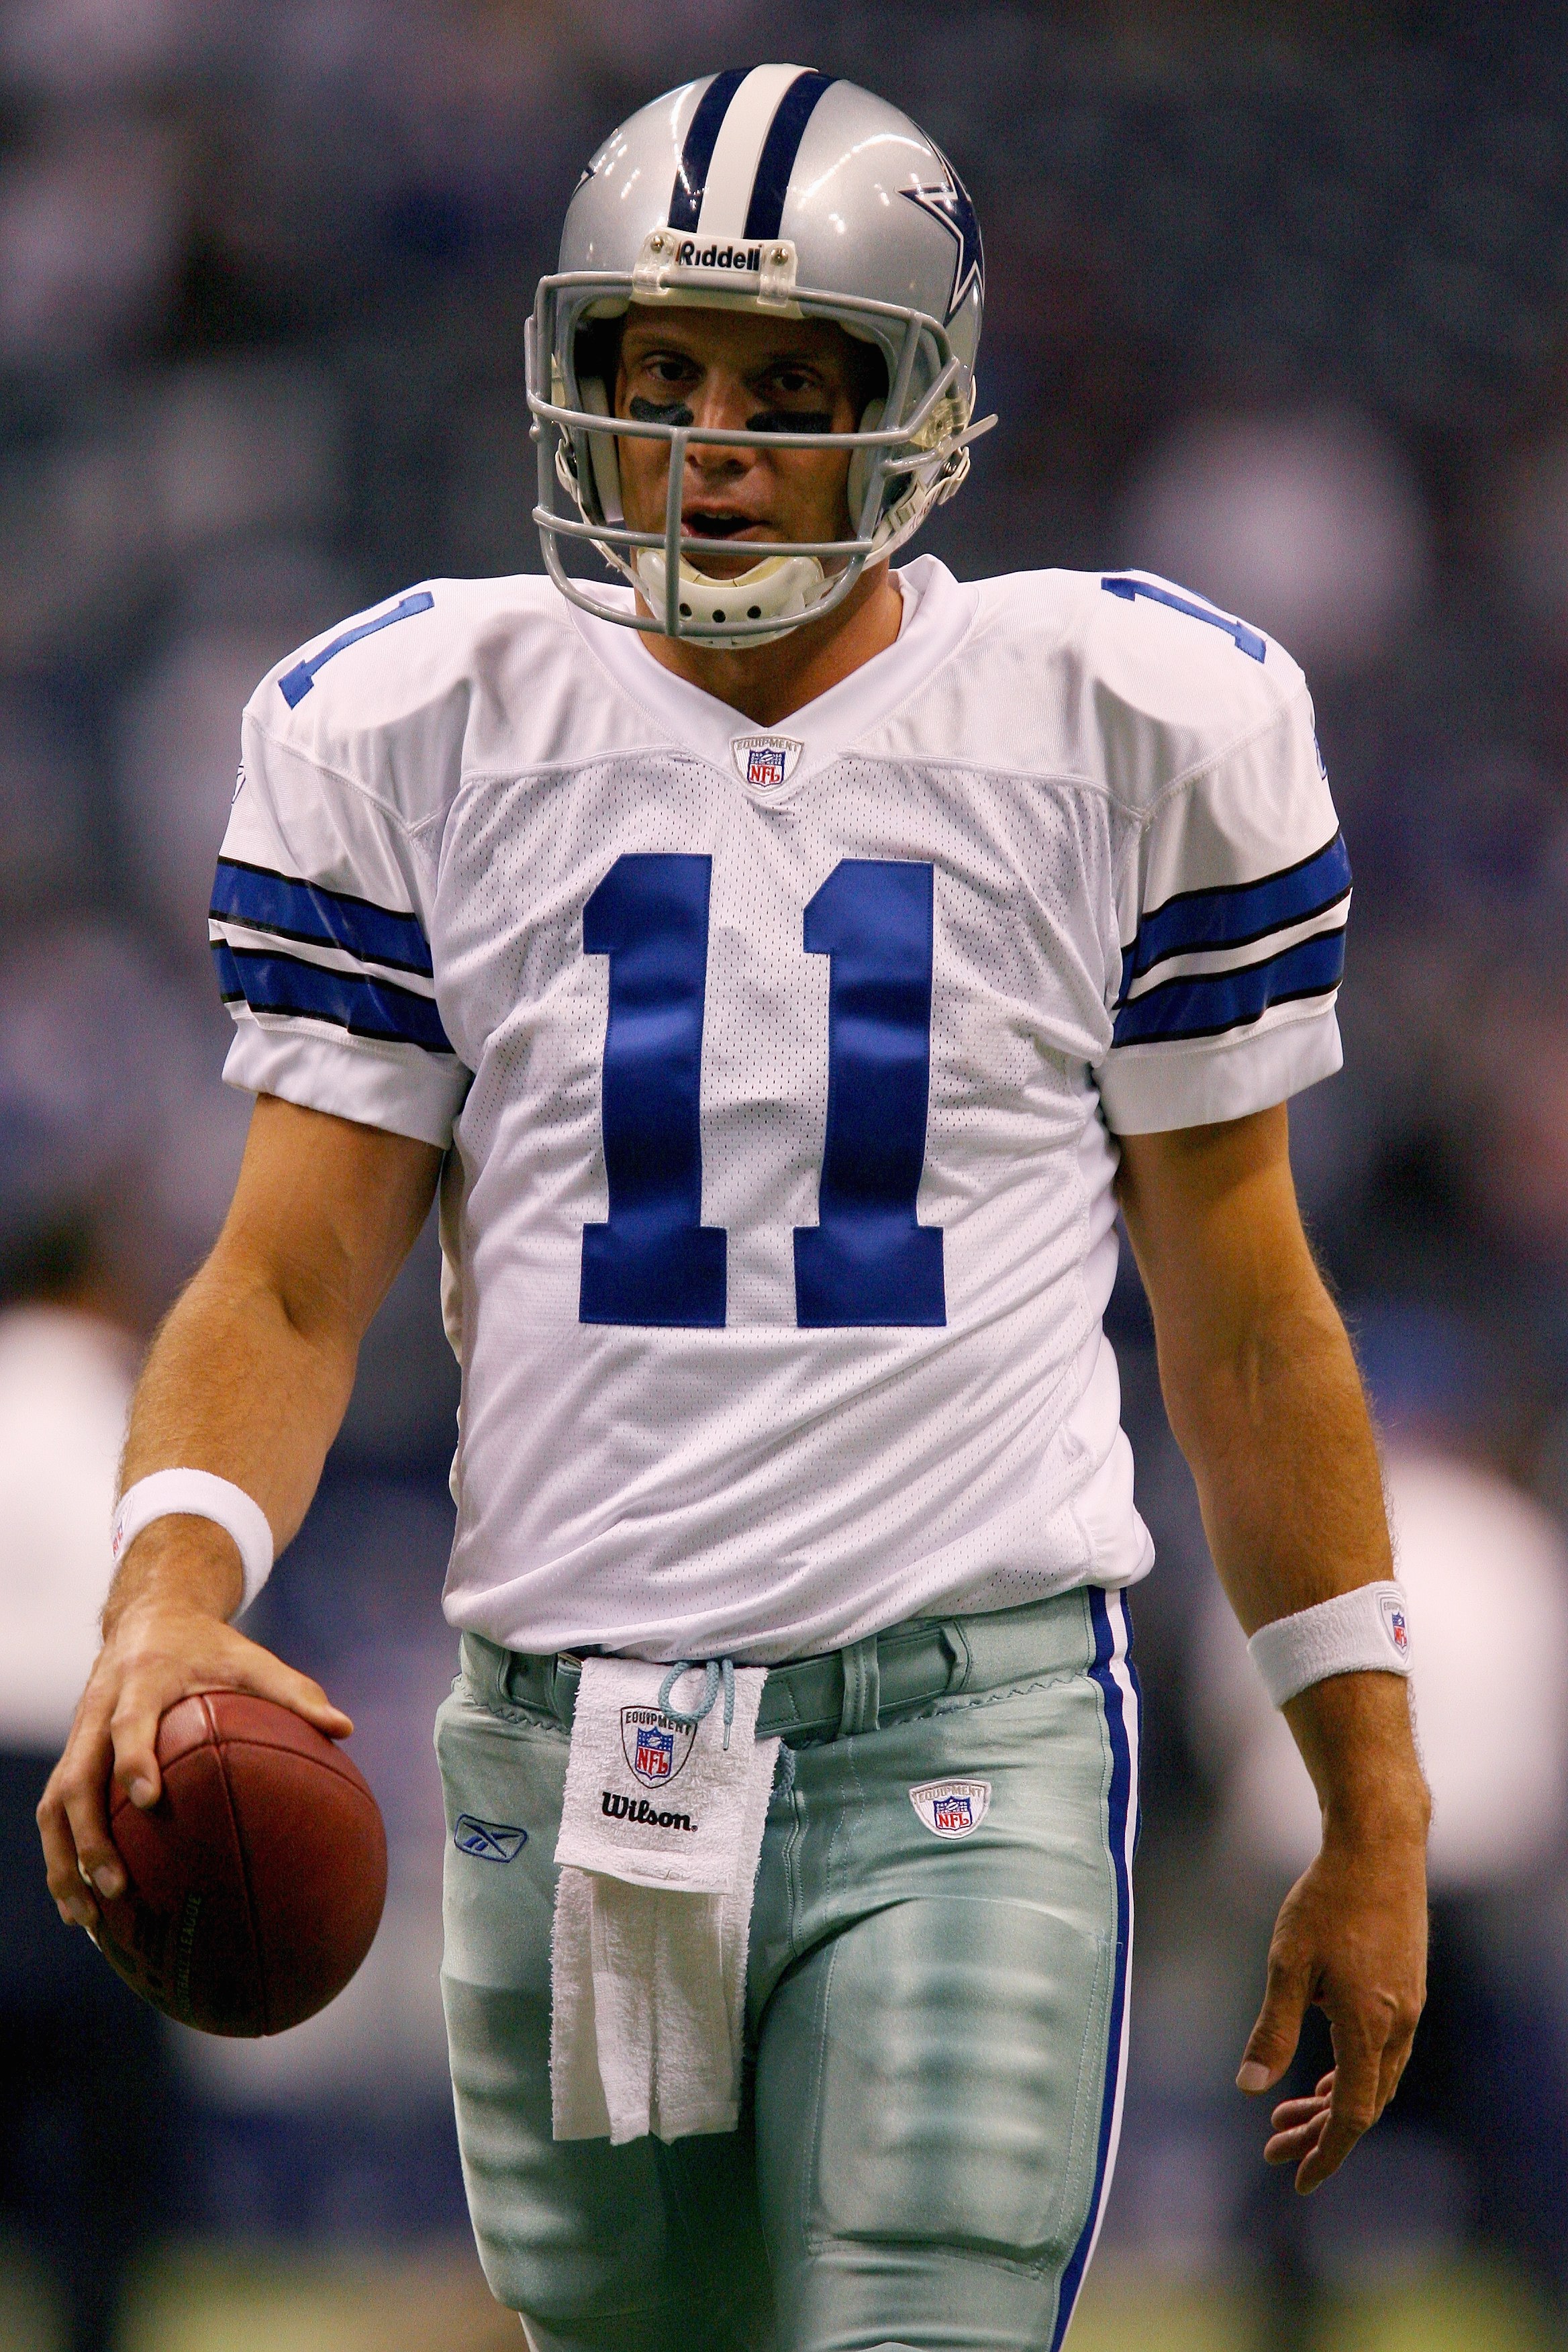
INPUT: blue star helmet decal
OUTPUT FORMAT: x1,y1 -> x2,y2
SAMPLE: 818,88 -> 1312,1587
901,156 -> 985,326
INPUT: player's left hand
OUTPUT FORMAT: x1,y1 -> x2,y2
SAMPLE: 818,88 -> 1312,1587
1234,1815 -> 1428,2194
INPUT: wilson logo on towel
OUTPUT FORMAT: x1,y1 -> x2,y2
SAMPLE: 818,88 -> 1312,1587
601,1790 -> 699,1832
909,1779 -> 991,1840
622,1706 -> 697,1787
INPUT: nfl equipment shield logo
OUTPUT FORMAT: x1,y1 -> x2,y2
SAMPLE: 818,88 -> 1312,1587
622,1706 -> 697,1787
1379,1592 -> 1411,1659
747,743 -> 788,788
731,732 -> 803,791
909,1778 -> 991,1840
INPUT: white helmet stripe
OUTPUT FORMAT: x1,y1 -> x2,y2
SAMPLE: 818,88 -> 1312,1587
695,63 -> 813,236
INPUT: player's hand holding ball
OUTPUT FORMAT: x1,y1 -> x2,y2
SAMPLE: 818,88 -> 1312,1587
37,1519 -> 385,2033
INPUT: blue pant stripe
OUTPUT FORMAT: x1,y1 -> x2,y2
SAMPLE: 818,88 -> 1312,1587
1050,1587 -> 1139,2350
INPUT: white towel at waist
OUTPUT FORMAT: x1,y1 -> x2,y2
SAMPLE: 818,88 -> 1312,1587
550,1657 -> 779,2145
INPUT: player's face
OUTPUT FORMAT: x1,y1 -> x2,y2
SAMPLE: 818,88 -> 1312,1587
614,305 -> 878,581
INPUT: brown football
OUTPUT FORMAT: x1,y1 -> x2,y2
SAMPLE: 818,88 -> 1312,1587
94,1690 -> 387,2036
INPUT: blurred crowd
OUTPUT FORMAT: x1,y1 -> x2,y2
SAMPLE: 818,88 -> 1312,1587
4,3 -> 1568,2347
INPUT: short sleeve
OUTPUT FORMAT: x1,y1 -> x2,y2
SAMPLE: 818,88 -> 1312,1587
209,714 -> 469,1148
1096,688 -> 1349,1136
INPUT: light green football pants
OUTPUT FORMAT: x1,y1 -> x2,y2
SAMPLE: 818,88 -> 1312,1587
434,1586 -> 1140,2352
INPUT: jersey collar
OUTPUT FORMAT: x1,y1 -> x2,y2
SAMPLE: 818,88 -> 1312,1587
565,556 -> 978,791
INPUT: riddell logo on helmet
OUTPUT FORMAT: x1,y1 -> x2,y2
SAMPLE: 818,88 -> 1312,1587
677,240 -> 763,274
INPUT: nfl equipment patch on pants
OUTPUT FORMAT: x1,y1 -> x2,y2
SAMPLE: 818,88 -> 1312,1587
434,1587 -> 1140,2352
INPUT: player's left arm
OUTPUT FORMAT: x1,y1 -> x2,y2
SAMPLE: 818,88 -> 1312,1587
1115,1101 -> 1428,2195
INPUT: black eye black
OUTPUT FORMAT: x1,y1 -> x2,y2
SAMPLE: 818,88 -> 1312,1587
746,408 -> 834,434
629,396 -> 695,426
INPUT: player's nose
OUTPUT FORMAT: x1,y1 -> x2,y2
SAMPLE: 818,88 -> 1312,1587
686,370 -> 756,469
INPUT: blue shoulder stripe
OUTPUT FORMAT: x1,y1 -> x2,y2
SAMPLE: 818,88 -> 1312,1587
277,591 -> 434,710
211,859 -> 434,977
213,942 -> 452,1054
1121,832 -> 1351,993
1112,926 -> 1344,1049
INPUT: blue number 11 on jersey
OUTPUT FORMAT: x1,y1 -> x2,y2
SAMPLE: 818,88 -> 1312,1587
580,853 -> 945,1331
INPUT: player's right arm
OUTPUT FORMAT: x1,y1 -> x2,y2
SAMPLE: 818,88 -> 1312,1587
37,1093 -> 441,1931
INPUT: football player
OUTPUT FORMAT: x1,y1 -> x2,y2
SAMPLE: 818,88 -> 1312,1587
40,66 -> 1426,2352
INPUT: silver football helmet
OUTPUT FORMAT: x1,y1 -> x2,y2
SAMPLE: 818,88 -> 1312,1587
527,65 -> 993,645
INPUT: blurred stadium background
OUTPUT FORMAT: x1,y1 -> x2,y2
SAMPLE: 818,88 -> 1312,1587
3,1 -> 1568,2346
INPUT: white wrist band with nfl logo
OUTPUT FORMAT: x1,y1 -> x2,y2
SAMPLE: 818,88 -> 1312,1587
112,1469 -> 275,1616
1247,1580 -> 1412,1709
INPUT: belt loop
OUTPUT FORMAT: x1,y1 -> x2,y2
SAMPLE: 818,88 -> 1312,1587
937,1619 -> 973,1695
495,1641 -> 519,1710
838,1634 -> 881,1738
552,1653 -> 582,1730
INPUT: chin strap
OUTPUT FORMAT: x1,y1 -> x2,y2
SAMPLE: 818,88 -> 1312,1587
632,548 -> 828,648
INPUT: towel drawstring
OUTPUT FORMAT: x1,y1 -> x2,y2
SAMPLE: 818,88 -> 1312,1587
657,1657 -> 737,1750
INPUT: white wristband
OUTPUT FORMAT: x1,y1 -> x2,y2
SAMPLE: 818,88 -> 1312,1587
112,1470 -> 275,1616
1247,1581 -> 1412,1709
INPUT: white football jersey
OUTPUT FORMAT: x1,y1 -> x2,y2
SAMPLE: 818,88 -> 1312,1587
212,556 -> 1348,1662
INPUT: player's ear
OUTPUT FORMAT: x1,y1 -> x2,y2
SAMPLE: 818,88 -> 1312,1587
840,322 -> 888,424
579,317 -> 625,415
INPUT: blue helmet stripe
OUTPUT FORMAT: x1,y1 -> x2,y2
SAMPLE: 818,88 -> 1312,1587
668,68 -> 747,232
743,70 -> 835,242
